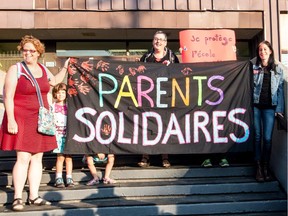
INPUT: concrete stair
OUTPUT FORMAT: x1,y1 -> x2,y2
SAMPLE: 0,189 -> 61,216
0,154 -> 286,215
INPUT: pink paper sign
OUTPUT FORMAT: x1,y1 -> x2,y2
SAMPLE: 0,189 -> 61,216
179,29 -> 237,63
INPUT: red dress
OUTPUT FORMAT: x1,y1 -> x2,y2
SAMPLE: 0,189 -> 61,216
0,63 -> 57,153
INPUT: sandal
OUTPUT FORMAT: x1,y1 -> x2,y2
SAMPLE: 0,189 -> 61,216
138,157 -> 150,168
86,178 -> 100,186
103,178 -> 117,184
162,159 -> 171,168
12,198 -> 24,211
28,196 -> 51,206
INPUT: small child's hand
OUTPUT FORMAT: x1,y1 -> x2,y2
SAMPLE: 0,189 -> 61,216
162,60 -> 171,66
102,124 -> 112,135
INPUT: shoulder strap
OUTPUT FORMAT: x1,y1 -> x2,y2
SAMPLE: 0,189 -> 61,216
21,61 -> 44,107
39,63 -> 50,81
143,48 -> 155,62
143,52 -> 152,62
168,49 -> 175,63
16,62 -> 35,86
16,62 -> 21,79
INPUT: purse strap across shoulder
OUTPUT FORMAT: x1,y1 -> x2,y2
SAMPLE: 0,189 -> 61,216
21,61 -> 44,107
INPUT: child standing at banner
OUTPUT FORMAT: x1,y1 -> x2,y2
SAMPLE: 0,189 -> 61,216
52,83 -> 74,188
83,153 -> 117,185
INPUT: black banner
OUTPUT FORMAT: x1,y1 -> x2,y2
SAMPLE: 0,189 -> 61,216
64,58 -> 253,154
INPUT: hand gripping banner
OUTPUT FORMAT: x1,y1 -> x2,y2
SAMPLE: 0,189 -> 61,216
64,58 -> 253,154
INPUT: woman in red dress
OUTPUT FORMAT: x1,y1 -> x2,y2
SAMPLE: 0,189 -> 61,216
0,35 -> 69,211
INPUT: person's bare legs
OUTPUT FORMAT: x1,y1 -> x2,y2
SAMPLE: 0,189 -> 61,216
28,152 -> 45,202
55,154 -> 65,175
54,154 -> 66,188
104,154 -> 115,179
103,154 -> 116,184
13,151 -> 31,199
65,156 -> 73,176
85,155 -> 100,186
86,155 -> 98,179
65,155 -> 74,186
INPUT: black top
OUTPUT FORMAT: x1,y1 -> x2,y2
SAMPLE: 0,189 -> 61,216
140,47 -> 179,63
255,67 -> 274,109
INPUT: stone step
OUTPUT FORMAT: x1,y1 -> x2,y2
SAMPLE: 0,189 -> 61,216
0,165 -> 255,187
0,176 -> 283,204
0,154 -> 286,216
0,192 -> 286,215
1,165 -> 255,187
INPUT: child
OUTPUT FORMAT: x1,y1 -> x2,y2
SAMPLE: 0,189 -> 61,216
52,83 -> 74,187
83,153 -> 117,185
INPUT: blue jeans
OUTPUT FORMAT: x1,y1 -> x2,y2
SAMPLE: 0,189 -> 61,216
253,106 -> 275,162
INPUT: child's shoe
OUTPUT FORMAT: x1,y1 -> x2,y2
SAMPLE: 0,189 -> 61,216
201,159 -> 212,167
103,178 -> 117,184
219,158 -> 230,167
138,157 -> 150,168
86,178 -> 100,186
162,159 -> 171,168
66,178 -> 75,187
55,178 -> 65,188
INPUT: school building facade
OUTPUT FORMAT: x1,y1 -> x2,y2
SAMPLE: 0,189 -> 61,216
0,0 -> 287,70
0,0 -> 287,191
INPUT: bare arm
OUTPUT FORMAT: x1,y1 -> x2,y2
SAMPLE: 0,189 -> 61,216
48,58 -> 70,86
4,64 -> 18,134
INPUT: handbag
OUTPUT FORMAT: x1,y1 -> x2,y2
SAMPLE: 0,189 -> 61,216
37,106 -> 56,135
276,113 -> 287,131
21,62 -> 56,136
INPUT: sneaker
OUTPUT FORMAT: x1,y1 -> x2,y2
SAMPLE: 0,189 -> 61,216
219,158 -> 230,167
55,178 -> 65,188
66,178 -> 74,187
86,178 -> 100,186
201,159 -> 212,167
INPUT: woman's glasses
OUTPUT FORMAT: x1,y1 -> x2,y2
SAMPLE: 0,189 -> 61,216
22,49 -> 37,53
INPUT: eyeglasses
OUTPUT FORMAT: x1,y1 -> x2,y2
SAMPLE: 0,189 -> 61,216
22,49 -> 37,53
153,37 -> 166,42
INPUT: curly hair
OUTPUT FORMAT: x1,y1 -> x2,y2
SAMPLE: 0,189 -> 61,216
17,35 -> 45,56
52,83 -> 67,99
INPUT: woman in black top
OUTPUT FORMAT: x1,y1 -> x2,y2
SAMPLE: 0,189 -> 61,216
138,31 -> 179,168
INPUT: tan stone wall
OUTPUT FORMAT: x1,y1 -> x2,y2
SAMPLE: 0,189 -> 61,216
0,0 -> 286,11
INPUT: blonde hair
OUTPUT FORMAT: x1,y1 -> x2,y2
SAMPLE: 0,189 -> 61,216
17,35 -> 45,56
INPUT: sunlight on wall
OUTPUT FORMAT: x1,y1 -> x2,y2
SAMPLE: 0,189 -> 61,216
280,14 -> 288,67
